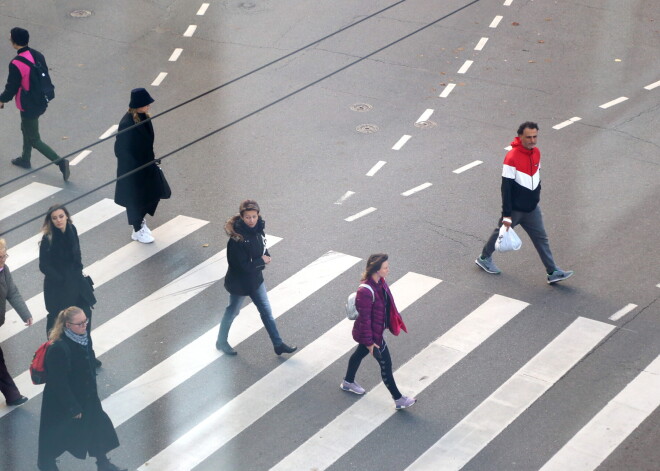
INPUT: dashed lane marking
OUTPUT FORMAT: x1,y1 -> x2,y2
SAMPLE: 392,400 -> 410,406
608,303 -> 637,321
644,80 -> 660,90
552,117 -> 582,130
599,96 -> 628,109
99,124 -> 118,140
401,182 -> 432,196
475,37 -> 489,51
183,25 -> 197,37
151,72 -> 168,87
334,191 -> 355,205
197,3 -> 210,15
168,48 -> 183,62
439,83 -> 456,98
345,207 -> 376,222
416,109 -> 434,123
457,60 -> 473,74
490,15 -> 503,28
453,160 -> 483,174
70,149 -> 92,166
366,161 -> 386,176
392,135 -> 412,150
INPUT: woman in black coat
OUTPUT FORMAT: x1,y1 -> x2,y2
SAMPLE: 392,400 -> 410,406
39,204 -> 99,367
38,306 -> 126,471
113,87 -> 161,244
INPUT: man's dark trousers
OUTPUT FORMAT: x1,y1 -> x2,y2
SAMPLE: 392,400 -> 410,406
20,113 -> 60,164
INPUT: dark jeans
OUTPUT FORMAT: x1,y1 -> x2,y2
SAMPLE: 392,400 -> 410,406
345,340 -> 402,400
0,345 -> 22,402
20,115 -> 61,164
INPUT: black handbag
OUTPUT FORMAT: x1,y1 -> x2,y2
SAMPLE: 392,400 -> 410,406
80,274 -> 97,307
156,165 -> 172,199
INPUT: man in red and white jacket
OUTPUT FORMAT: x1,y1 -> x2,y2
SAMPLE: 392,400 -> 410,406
475,121 -> 573,284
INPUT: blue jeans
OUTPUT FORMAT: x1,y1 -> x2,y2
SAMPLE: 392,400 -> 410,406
217,282 -> 283,347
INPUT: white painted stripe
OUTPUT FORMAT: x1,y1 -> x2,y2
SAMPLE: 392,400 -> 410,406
334,191 -> 355,205
539,355 -> 660,471
416,109 -> 434,123
168,48 -> 183,62
599,96 -> 628,109
272,294 -> 529,471
453,160 -> 483,174
104,250 -> 358,428
345,207 -> 376,222
392,135 -> 412,150
69,149 -> 92,166
402,182 -> 432,196
657,283 -> 660,288
407,317 -> 614,471
505,145 -> 512,151
99,124 -> 118,140
490,15 -> 503,28
504,0 -> 513,5
366,160 -> 386,176
439,83 -> 456,98
9,199 -> 124,272
0,216 -> 208,344
643,80 -> 660,90
138,272 -> 440,471
457,60 -> 473,74
183,25 -> 197,37
552,117 -> 581,130
608,303 -> 637,321
475,37 -> 489,51
151,72 -> 168,86
0,182 -> 61,221
197,3 -> 210,15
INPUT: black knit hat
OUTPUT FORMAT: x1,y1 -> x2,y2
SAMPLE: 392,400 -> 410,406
10,27 -> 29,46
129,88 -> 154,108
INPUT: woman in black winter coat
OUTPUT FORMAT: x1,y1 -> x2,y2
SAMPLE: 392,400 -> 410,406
215,199 -> 297,356
38,306 -> 126,471
114,87 -> 161,244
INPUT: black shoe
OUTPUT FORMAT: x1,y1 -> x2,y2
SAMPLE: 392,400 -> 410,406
216,340 -> 237,356
11,157 -> 31,169
94,358 -> 103,368
6,395 -> 28,406
97,460 -> 127,471
59,158 -> 70,181
274,342 -> 297,355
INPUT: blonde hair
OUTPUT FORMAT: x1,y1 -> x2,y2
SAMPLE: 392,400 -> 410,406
0,238 -> 6,252
48,306 -> 84,342
41,204 -> 72,241
128,107 -> 151,124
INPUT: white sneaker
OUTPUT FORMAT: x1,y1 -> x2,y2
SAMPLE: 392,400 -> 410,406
131,227 -> 154,244
141,219 -> 152,235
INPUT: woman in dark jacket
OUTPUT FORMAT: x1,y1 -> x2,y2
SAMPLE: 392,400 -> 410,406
38,306 -> 126,471
114,87 -> 161,244
341,253 -> 416,409
39,204 -> 100,367
215,200 -> 297,356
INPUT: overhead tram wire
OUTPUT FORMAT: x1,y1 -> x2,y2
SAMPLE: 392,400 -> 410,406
0,0 -> 408,189
0,0 -> 481,237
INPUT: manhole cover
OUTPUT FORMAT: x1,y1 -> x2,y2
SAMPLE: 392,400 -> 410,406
70,10 -> 92,18
350,103 -> 373,112
414,120 -> 437,129
356,124 -> 379,134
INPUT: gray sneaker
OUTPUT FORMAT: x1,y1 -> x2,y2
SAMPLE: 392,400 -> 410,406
547,269 -> 574,284
394,395 -> 417,410
340,380 -> 365,395
475,256 -> 501,274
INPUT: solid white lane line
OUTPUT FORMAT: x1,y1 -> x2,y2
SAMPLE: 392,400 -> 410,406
475,37 -> 489,51
334,191 -> 355,205
439,83 -> 456,98
599,97 -> 628,109
392,135 -> 412,150
99,124 -> 118,140
402,182 -> 432,196
490,15 -> 503,28
0,182 -> 61,221
345,207 -> 376,222
9,199 -> 124,272
138,272 -> 440,471
453,160 -> 483,174
457,60 -> 473,74
183,25 -> 197,37
504,0 -> 513,5
608,303 -> 637,321
151,72 -> 168,86
104,250 -> 358,428
553,117 -> 582,130
539,355 -> 660,471
0,216 -> 208,344
169,48 -> 183,61
70,149 -> 92,166
416,109 -> 434,123
272,294 -> 529,471
366,161 -> 386,176
197,3 -> 210,15
407,317 -> 614,471
644,80 -> 660,90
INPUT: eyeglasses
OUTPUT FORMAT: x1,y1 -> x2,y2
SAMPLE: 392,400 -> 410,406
67,319 -> 89,327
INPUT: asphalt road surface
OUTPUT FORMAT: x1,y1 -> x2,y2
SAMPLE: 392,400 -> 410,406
0,1 -> 658,470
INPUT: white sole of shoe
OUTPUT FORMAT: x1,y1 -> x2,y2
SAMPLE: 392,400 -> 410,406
340,383 -> 365,395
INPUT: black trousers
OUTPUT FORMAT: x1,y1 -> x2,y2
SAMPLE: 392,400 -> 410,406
0,345 -> 21,402
344,340 -> 401,400
126,201 -> 158,231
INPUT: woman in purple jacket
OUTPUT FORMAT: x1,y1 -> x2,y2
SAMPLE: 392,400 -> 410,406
341,253 -> 416,409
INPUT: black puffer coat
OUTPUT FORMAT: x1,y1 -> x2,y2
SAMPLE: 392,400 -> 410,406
223,216 -> 270,296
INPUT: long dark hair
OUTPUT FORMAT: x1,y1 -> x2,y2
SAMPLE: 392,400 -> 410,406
361,253 -> 388,281
41,204 -> 72,241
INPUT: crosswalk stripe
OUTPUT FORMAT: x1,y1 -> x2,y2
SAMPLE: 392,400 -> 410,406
0,182 -> 61,221
8,198 -> 124,271
539,354 -> 660,471
0,215 -> 208,343
271,294 -> 529,471
406,317 -> 615,471
103,250 -> 361,428
138,272 -> 441,471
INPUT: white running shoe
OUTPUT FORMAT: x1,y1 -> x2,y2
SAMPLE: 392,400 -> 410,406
131,227 -> 154,244
140,219 -> 152,235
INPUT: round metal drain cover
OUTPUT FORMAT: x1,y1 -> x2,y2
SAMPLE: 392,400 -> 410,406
414,120 -> 437,129
350,103 -> 373,112
70,10 -> 92,18
356,124 -> 379,134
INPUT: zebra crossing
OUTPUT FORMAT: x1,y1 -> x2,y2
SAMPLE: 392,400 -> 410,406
0,182 -> 658,471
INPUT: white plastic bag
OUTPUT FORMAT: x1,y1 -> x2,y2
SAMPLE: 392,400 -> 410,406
495,225 -> 522,252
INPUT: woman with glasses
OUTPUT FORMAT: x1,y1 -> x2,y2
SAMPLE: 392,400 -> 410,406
215,199 -> 297,356
37,307 -> 126,471
39,204 -> 100,368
